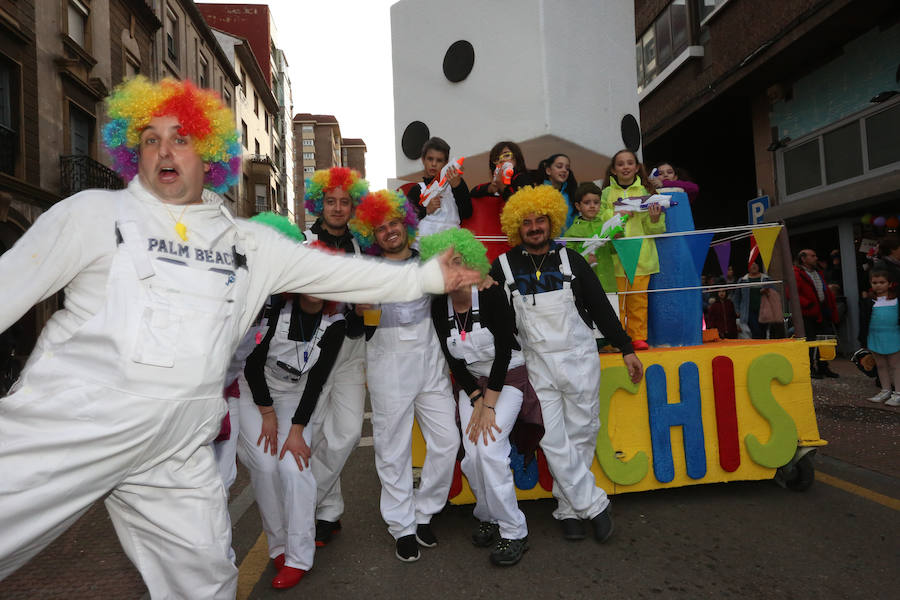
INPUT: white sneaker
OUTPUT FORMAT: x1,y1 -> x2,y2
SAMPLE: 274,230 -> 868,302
867,389 -> 893,403
885,393 -> 900,407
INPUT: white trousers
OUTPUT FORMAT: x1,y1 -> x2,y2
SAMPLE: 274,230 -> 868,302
309,336 -> 366,522
525,346 -> 608,520
0,377 -> 236,599
237,379 -> 317,570
458,387 -> 528,539
214,388 -> 243,492
368,339 -> 459,539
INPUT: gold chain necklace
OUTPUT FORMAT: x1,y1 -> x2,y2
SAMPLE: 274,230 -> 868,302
163,203 -> 189,241
529,252 -> 548,280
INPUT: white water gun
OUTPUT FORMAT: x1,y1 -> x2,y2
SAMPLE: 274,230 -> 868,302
579,213 -> 629,257
493,161 -> 514,185
420,157 -> 465,207
612,194 -> 676,214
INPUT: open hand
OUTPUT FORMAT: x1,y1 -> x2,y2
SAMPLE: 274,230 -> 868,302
280,424 -> 311,471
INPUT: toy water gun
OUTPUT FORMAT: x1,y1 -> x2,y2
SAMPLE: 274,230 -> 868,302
493,161 -> 514,185
612,194 -> 676,213
420,157 -> 465,207
579,213 -> 628,257
649,167 -> 660,179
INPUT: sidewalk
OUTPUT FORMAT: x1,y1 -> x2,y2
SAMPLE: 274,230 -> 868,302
811,357 -> 899,480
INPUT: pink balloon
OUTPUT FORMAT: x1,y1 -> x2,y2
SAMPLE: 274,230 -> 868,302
873,216 -> 887,227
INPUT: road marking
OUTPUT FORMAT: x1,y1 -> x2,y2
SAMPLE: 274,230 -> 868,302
818,472 -> 900,511
237,533 -> 269,600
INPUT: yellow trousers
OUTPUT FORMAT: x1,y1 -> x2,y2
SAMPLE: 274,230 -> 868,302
616,275 -> 650,341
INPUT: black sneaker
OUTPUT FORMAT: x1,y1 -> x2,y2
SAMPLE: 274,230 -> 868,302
314,519 -> 342,547
471,521 -> 500,547
590,507 -> 614,543
820,365 -> 840,378
415,523 -> 438,548
560,518 -> 586,541
395,534 -> 420,562
490,537 -> 528,566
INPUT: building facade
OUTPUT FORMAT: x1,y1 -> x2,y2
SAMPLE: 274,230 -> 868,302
634,0 -> 900,346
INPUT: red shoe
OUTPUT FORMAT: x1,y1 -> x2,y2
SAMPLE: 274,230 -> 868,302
271,565 -> 306,589
632,340 -> 649,351
273,553 -> 285,569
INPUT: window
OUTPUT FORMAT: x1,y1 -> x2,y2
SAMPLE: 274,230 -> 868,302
166,7 -> 179,64
199,54 -> 209,88
866,102 -> 900,169
125,50 -> 140,79
69,103 -> 94,156
67,0 -> 89,48
241,120 -> 248,149
254,139 -> 260,155
264,112 -> 269,133
823,122 -> 862,185
274,145 -> 281,166
302,125 -> 313,132
255,183 -> 267,212
302,139 -> 314,146
637,1 -> 690,90
303,166 -> 315,174
240,68 -> 246,94
783,140 -> 821,196
303,152 -> 314,160
699,0 -> 729,24
253,91 -> 259,116
0,57 -> 20,176
223,88 -> 232,109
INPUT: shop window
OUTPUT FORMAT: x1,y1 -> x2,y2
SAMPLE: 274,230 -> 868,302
783,140 -> 821,196
866,103 -> 900,170
823,122 -> 863,185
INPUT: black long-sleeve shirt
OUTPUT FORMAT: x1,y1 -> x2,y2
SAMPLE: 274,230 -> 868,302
489,243 -> 634,355
306,219 -> 364,338
244,294 -> 346,425
430,284 -> 520,395
405,176 -> 472,221
470,170 -> 533,202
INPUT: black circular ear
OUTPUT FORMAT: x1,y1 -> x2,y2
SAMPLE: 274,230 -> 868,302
621,114 -> 641,152
401,121 -> 430,160
443,40 -> 475,83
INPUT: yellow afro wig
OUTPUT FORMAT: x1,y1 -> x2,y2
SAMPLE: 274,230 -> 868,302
500,185 -> 569,246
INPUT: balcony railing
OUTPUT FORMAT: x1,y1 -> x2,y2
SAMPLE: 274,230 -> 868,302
0,125 -> 17,175
59,154 -> 124,198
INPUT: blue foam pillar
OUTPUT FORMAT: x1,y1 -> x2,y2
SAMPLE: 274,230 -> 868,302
648,190 -> 703,347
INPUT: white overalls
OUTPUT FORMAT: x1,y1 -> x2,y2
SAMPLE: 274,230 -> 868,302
498,249 -> 608,521
367,296 -> 459,538
446,287 -> 528,540
417,182 -> 460,239
303,230 -> 368,523
0,197 -> 245,598
237,300 -> 335,571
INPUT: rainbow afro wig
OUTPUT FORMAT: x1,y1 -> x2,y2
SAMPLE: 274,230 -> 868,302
501,184 -> 569,246
419,228 -> 490,276
349,189 -> 418,255
102,76 -> 241,194
304,167 -> 369,216
249,212 -> 305,243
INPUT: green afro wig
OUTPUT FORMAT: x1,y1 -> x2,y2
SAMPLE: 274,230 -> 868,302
500,185 -> 569,246
419,228 -> 490,276
249,212 -> 305,243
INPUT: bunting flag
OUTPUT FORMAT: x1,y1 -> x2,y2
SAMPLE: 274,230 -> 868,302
612,238 -> 644,284
748,237 -> 760,270
685,232 -> 714,279
713,242 -> 731,277
751,225 -> 782,271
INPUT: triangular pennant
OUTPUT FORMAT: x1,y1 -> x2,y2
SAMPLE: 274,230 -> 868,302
685,232 -> 714,279
612,238 -> 644,284
748,236 -> 760,270
752,225 -> 782,271
713,242 -> 731,276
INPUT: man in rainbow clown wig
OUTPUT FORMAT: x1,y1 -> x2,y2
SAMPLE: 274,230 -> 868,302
0,77 -> 483,598
349,190 -> 459,563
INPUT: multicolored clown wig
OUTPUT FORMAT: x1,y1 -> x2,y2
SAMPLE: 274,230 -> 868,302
419,228 -> 490,276
304,167 -> 369,216
500,185 -> 569,246
349,189 -> 418,255
102,76 -> 241,194
249,212 -> 305,243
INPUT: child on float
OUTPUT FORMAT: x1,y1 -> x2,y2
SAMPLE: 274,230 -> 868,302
537,153 -> 578,229
648,161 -> 699,204
404,136 -> 472,238
470,141 -> 532,200
421,228 -> 536,567
859,269 -> 900,406
600,149 -> 665,351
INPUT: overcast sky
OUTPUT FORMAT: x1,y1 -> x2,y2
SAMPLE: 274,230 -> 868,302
201,0 -> 398,189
